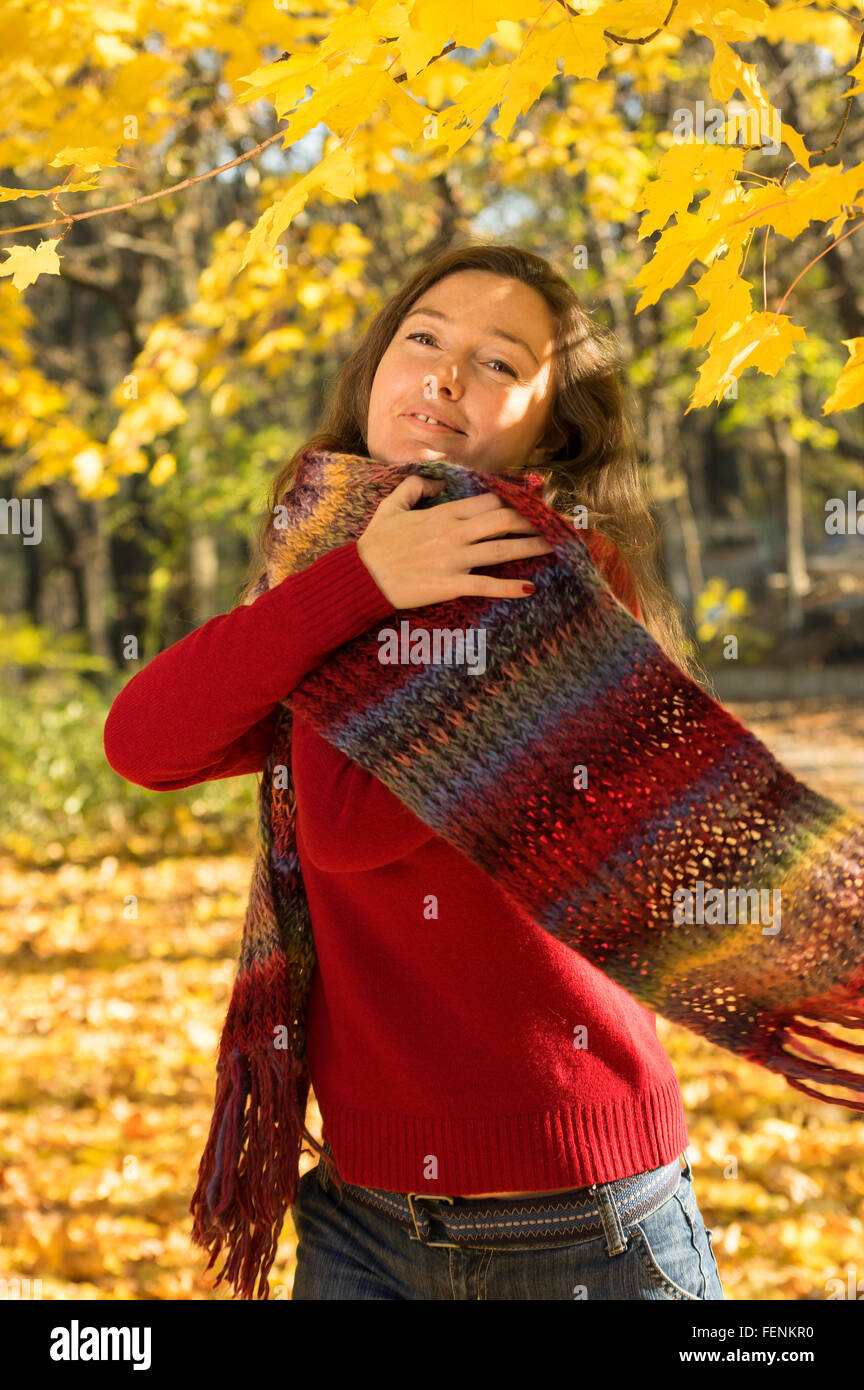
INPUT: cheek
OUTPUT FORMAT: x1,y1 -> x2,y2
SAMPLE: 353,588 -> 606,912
512,383 -> 552,435
490,389 -> 542,430
370,357 -> 409,419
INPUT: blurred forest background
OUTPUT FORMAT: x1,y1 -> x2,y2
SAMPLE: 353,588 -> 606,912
1,4 -> 864,1301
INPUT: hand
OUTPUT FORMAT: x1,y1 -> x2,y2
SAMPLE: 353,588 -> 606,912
355,474 -> 556,610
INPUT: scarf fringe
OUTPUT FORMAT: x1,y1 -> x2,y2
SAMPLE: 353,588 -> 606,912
188,1042 -> 300,1299
189,955 -> 327,1300
747,998 -> 864,1111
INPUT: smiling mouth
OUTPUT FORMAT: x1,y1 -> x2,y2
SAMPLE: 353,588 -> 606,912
402,412 -> 464,434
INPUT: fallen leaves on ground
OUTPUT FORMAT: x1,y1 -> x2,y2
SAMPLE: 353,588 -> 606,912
1,700 -> 862,1300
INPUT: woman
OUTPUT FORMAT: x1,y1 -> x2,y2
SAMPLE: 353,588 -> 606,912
104,240 -> 724,1300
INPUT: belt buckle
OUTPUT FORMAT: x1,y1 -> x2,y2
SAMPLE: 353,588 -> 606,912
406,1192 -> 459,1248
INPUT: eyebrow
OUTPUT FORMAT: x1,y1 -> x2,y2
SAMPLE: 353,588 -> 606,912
402,306 -> 540,368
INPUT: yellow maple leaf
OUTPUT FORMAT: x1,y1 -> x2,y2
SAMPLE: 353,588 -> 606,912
556,19 -> 608,81
707,28 -> 812,170
845,55 -> 864,97
434,64 -> 514,156
49,147 -> 125,172
592,0 -> 674,29
688,256 -> 753,349
632,201 -> 750,310
396,12 -> 462,83
447,0 -> 540,52
636,141 -> 743,239
779,120 -> 812,173
0,239 -> 62,291
733,162 -> 864,240
278,70 -> 427,149
236,54 -> 329,112
314,0 -> 418,65
492,31 -> 564,140
822,337 -> 864,414
687,311 -> 807,409
241,144 -> 357,270
0,181 -> 100,202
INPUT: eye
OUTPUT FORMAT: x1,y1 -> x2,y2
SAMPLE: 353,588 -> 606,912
405,332 -> 517,377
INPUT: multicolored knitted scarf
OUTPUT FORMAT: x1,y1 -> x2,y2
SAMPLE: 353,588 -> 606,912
190,445 -> 864,1299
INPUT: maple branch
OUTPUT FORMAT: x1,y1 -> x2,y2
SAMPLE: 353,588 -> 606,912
752,30 -> 863,181
2,32 -> 464,240
809,29 -> 864,160
738,224 -> 758,284
554,0 -> 678,45
772,217 -> 864,322
0,128 -> 287,237
49,165 -> 79,246
826,4 -> 864,28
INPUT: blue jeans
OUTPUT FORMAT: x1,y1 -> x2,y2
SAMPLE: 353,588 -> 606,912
291,1148 -> 724,1300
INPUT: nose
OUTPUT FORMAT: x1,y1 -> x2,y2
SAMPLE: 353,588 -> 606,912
424,359 -> 463,400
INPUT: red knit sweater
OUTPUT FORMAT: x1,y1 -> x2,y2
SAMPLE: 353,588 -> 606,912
103,534 -> 689,1193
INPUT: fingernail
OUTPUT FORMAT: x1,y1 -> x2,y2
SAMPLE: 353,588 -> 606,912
522,582 -> 535,594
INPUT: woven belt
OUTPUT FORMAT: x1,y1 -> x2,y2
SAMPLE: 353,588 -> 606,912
320,1156 -> 684,1250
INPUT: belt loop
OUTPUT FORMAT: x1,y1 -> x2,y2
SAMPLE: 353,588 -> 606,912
406,1193 -> 457,1248
406,1192 -> 426,1242
593,1181 -> 629,1257
680,1148 -> 693,1182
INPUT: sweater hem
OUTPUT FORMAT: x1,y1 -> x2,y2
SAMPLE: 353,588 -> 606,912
314,1074 -> 689,1194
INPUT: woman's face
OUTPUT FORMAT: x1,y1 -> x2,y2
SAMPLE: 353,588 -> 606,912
366,270 -> 560,475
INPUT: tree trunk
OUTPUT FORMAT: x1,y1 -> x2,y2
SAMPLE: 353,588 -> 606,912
20,496 -> 45,622
42,483 -> 113,685
769,414 -> 810,631
186,439 -> 219,617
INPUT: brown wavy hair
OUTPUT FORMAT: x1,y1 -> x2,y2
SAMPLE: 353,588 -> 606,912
236,239 -> 710,687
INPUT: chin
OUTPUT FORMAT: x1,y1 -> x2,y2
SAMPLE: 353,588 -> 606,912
387,443 -> 468,465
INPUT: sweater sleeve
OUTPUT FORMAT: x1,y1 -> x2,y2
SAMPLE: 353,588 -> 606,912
583,530 -> 642,622
102,539 -> 396,791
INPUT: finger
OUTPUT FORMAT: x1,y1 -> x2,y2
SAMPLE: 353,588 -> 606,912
462,535 -> 556,566
451,574 -> 540,600
433,489 -> 507,520
458,508 -> 548,545
379,474 -> 446,512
